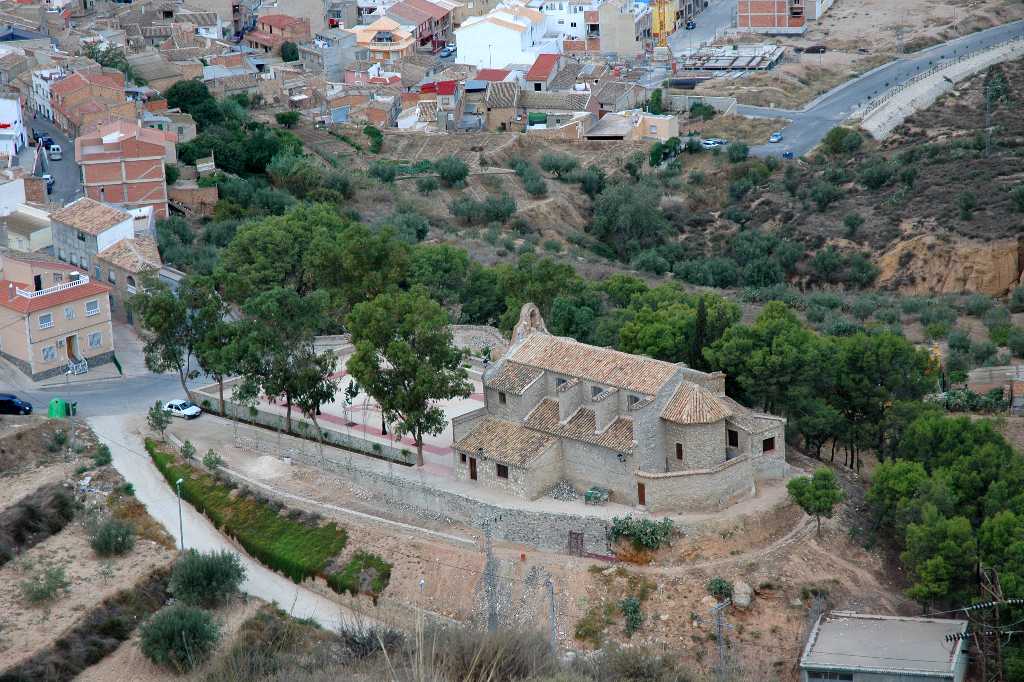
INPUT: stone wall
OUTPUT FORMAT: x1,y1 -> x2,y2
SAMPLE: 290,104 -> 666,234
664,420 -> 727,470
562,439 -> 634,503
281,438 -> 612,554
636,455 -> 754,513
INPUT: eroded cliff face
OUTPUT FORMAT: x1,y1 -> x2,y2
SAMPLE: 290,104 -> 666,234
875,235 -> 1023,296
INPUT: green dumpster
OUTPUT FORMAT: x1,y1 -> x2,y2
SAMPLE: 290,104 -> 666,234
48,398 -> 67,418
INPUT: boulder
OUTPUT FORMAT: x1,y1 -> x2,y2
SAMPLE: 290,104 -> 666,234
733,581 -> 753,609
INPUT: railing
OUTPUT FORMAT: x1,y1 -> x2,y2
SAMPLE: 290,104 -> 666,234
67,358 -> 88,375
861,34 -> 1024,117
16,275 -> 90,299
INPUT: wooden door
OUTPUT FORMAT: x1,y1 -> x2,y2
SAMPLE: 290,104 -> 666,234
469,457 -> 477,481
568,531 -> 584,556
637,482 -> 646,506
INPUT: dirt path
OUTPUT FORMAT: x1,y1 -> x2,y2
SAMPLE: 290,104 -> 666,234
88,416 -> 376,633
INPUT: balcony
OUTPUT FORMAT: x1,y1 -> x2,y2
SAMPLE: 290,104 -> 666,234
16,275 -> 90,299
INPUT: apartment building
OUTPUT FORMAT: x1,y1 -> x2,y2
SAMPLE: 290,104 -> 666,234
298,28 -> 359,81
0,95 -> 27,158
75,120 -> 174,219
30,67 -> 64,120
455,3 -> 557,70
49,69 -> 134,137
0,253 -> 114,380
50,197 -> 135,274
95,233 -> 160,328
347,18 -> 417,64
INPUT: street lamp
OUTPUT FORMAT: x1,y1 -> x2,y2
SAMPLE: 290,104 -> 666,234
175,478 -> 185,551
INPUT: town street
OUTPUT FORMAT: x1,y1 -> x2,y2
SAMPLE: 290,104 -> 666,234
29,115 -> 82,205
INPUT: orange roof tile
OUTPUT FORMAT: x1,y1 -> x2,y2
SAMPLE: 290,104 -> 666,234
51,198 -> 132,236
0,278 -> 111,314
454,417 -> 557,467
660,383 -> 732,425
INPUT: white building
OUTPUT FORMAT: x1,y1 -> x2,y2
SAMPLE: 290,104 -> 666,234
535,0 -> 592,40
0,96 -> 27,159
455,1 -> 560,69
31,67 -> 64,121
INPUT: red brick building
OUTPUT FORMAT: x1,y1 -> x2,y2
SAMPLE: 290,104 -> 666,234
737,0 -> 807,34
248,14 -> 312,54
75,120 -> 175,219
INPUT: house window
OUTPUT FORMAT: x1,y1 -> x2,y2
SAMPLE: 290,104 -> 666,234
498,391 -> 507,404
555,377 -> 566,388
77,230 -> 86,242
57,248 -> 64,260
591,385 -> 602,397
177,126 -> 184,135
64,306 -> 75,320
41,345 -> 56,361
460,453 -> 467,463
649,124 -> 657,134
675,443 -> 682,460
571,21 -> 577,27
85,300 -> 99,316
534,83 -> 541,91
496,463 -> 509,479
762,437 -> 776,453
627,394 -> 639,407
126,275 -> 136,293
53,273 -> 63,283
108,270 -> 116,284
94,265 -> 101,280
728,429 -> 739,447
89,332 -> 102,348
39,312 -> 53,329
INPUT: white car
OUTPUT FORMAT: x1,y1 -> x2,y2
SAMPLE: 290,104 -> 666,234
163,399 -> 201,419
768,132 -> 783,143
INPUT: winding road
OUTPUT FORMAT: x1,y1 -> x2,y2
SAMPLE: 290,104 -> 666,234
738,19 -> 1024,157
89,415 -> 375,633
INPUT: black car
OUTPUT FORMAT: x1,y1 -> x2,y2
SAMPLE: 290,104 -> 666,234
0,394 -> 32,415
685,20 -> 696,30
39,136 -> 54,150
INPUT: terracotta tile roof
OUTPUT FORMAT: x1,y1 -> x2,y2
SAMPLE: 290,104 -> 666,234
405,0 -> 449,21
525,398 -> 635,453
485,361 -> 542,395
455,417 -> 556,468
476,68 -> 510,82
526,53 -> 559,81
660,382 -> 732,425
258,14 -> 306,30
247,30 -> 285,47
508,334 -> 677,395
97,235 -> 162,273
718,395 -> 783,433
518,90 -> 591,112
485,81 -> 519,108
0,278 -> 111,314
51,198 -> 132,236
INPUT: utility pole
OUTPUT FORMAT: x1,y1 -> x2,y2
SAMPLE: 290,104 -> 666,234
545,577 -> 557,655
711,599 -> 733,682
978,568 -> 1005,682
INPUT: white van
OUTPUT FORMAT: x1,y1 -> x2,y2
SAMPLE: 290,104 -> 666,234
48,144 -> 62,161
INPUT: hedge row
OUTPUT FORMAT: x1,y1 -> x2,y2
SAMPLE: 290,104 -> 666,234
146,440 -> 347,583
327,550 -> 392,597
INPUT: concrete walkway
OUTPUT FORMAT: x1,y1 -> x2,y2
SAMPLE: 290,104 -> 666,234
89,415 -> 374,633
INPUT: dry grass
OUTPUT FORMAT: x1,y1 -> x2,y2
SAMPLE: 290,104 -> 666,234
108,489 -> 176,550
687,115 -> 791,145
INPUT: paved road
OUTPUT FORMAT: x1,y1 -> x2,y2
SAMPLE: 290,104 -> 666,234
28,116 -> 82,205
742,19 -> 1024,157
669,0 -> 735,53
90,414 -> 374,632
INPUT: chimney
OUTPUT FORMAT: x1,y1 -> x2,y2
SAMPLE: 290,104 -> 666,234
7,282 -> 13,301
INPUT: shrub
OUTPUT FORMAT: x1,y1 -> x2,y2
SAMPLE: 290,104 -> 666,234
822,126 -> 862,155
542,239 -> 562,253
964,293 -> 993,317
147,402 -> 171,438
631,250 -> 670,275
91,519 -> 136,557
689,101 -> 716,121
368,160 -> 397,183
280,41 -> 299,62
416,175 -> 439,195
539,152 -> 578,178
1008,327 -> 1024,356
362,125 -> 383,153
92,443 -> 112,466
859,159 -> 894,190
688,170 -> 705,185
21,565 -> 70,604
432,156 -> 469,187
147,441 -> 347,582
810,180 -> 842,211
327,550 -> 392,596
843,212 -> 864,238
948,328 -> 971,353
169,550 -> 246,607
1010,185 -> 1024,213
620,596 -> 644,636
958,191 -> 977,220
972,340 -> 998,365
203,449 -> 223,470
47,428 -> 68,452
450,194 -> 516,225
849,296 -> 876,321
706,577 -> 733,601
140,605 -> 220,672
1009,287 -> 1024,313
274,111 -> 299,128
727,142 -> 749,163
610,516 -> 674,551
513,161 -> 548,197
165,164 -> 179,186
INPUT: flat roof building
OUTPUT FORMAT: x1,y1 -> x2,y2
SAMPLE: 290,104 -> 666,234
800,612 -> 969,682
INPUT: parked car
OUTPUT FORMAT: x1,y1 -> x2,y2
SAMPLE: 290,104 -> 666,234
782,151 -> 795,159
0,393 -> 32,415
446,41 -> 455,49
768,131 -> 783,143
439,47 -> 453,58
163,399 -> 202,419
685,20 -> 696,30
39,136 -> 53,149
48,144 -> 62,160
701,138 -> 728,149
